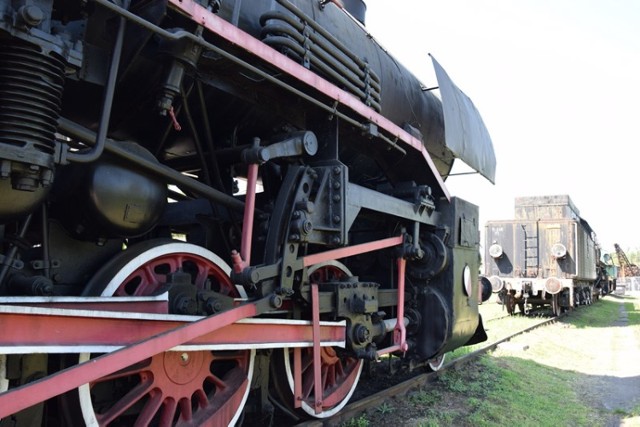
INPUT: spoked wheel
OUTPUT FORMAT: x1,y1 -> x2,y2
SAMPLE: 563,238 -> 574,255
73,240 -> 255,427
427,353 -> 446,372
270,262 -> 363,418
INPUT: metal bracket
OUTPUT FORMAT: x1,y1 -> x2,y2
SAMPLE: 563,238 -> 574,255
241,131 -> 318,164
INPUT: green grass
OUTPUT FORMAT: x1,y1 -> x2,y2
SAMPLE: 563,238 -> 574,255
407,355 -> 603,427
346,295 -> 640,427
564,297 -> 623,328
448,304 -> 545,361
341,414 -> 370,427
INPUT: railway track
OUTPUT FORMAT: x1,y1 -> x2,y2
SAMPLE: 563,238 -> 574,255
293,312 -> 566,427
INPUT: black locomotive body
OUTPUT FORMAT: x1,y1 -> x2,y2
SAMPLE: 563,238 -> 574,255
0,0 -> 496,424
484,195 -> 605,316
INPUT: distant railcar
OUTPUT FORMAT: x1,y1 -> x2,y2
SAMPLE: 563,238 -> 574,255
484,195 -> 604,316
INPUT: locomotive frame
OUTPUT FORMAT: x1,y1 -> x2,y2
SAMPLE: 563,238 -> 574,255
0,0 -> 495,424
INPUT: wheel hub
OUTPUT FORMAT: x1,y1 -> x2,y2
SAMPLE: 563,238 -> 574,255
162,351 -> 209,386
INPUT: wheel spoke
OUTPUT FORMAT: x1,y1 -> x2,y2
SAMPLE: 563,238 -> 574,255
300,364 -> 315,399
96,377 -> 155,425
193,388 -> 208,410
133,388 -> 164,426
91,358 -> 152,383
159,397 -> 178,427
177,397 -> 193,423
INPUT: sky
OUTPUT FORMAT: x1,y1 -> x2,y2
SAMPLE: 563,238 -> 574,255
363,0 -> 640,255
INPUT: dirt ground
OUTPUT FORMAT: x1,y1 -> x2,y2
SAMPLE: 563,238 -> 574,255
498,293 -> 640,426
587,296 -> 640,426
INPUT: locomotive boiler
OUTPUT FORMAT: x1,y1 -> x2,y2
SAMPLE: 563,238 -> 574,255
0,0 -> 496,424
484,195 -> 603,316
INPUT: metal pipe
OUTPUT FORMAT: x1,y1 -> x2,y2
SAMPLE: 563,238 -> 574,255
66,0 -> 129,163
41,204 -> 50,279
260,12 -> 382,94
261,25 -> 369,93
240,139 -> 260,266
179,86 -> 212,186
260,13 -> 382,93
262,35 -> 379,109
273,0 -> 382,88
87,0 -> 406,155
57,117 -> 248,213
0,214 -> 33,288
394,257 -> 408,352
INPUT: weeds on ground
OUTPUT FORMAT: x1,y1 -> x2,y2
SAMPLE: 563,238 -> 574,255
377,402 -> 395,415
409,388 -> 439,406
341,414 -> 370,427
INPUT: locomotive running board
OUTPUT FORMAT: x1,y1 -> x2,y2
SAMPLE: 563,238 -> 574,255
0,293 -> 170,314
0,297 -> 345,418
0,304 -> 345,353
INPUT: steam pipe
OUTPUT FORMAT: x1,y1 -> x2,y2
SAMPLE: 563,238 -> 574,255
260,12 -> 381,93
274,0 -> 381,87
262,35 -> 381,111
86,0 -> 407,155
0,214 -> 33,289
66,0 -> 129,163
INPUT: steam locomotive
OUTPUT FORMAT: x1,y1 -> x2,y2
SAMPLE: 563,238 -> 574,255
0,0 -> 496,424
484,195 -> 609,316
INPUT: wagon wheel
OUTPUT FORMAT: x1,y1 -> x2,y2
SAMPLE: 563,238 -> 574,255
427,353 -> 446,372
504,293 -> 516,315
270,262 -> 363,418
73,240 -> 255,426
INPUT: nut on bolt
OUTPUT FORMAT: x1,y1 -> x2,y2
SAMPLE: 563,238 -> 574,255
353,324 -> 370,344
270,294 -> 283,309
174,295 -> 197,315
205,297 -> 222,314
19,5 -> 44,26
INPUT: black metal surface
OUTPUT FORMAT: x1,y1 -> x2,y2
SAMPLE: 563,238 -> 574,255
0,41 -> 63,220
218,0 -> 451,177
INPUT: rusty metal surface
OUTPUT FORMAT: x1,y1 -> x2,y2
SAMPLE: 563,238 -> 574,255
0,305 -> 346,353
0,301 -> 262,417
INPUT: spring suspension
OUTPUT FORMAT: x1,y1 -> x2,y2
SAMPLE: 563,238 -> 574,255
0,40 -> 64,190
